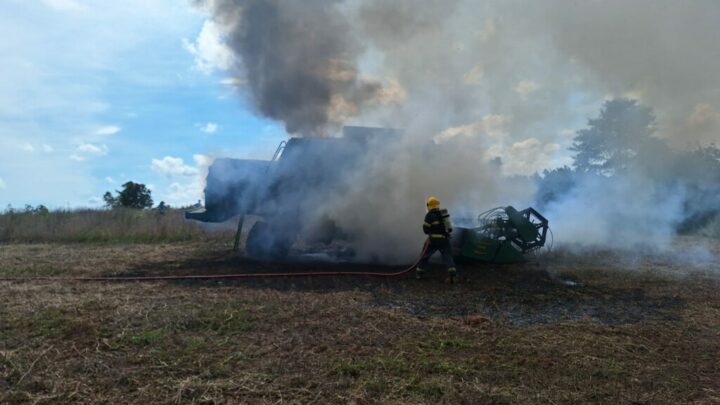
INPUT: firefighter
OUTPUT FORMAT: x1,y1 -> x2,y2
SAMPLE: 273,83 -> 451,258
416,196 -> 458,282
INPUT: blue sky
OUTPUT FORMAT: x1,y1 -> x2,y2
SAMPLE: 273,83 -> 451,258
0,0 -> 286,208
0,0 -> 620,211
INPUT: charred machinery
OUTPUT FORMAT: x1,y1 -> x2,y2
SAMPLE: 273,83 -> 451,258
186,126 -> 401,258
187,126 -> 550,263
451,206 -> 550,263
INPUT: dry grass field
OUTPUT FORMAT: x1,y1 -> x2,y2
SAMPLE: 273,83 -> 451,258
1,239 -> 719,404
0,209 -> 235,244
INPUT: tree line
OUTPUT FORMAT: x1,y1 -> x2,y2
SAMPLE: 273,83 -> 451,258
535,98 -> 720,231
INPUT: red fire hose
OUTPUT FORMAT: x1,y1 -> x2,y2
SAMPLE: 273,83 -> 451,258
0,241 -> 430,283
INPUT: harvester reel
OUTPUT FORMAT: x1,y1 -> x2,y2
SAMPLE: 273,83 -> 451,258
508,207 -> 549,253
455,206 -> 550,263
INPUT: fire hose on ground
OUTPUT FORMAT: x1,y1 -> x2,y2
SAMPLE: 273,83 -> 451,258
0,241 -> 431,283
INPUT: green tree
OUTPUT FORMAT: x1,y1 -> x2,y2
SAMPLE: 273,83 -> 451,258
534,166 -> 577,207
571,98 -> 656,174
103,181 -> 154,209
102,192 -> 117,208
23,204 -> 50,215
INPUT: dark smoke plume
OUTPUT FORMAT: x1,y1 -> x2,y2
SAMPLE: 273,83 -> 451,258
191,0 -> 720,261
199,0 -> 381,135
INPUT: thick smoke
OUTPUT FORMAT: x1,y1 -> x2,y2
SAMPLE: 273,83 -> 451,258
526,0 -> 720,146
319,137 -> 534,262
194,0 -> 720,260
198,0 -> 383,135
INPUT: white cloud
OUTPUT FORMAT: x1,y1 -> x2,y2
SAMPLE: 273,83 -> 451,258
200,122 -> 218,134
41,144 -> 54,153
499,138 -> 569,176
434,114 -> 511,144
514,80 -> 540,100
193,154 -> 213,167
42,0 -> 86,12
76,143 -> 108,156
151,154 -> 210,205
434,119 -> 571,175
95,125 -> 121,136
463,64 -> 484,85
219,77 -> 246,86
69,143 -> 108,162
0,177 -> 6,190
105,176 -> 114,184
151,156 -> 199,177
373,79 -> 407,105
559,128 -> 576,138
688,103 -> 718,127
183,20 -> 235,74
476,19 -> 497,44
165,181 -> 204,205
20,143 -> 35,152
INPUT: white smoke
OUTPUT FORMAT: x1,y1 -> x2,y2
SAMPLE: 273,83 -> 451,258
192,0 -> 720,261
544,173 -> 687,250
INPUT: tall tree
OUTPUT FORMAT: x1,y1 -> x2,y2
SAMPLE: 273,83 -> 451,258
571,98 -> 656,174
104,181 -> 154,209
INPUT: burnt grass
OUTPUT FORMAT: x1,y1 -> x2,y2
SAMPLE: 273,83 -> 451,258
1,242 -> 719,403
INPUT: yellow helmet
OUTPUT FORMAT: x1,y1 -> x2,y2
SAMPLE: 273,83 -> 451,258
426,196 -> 440,209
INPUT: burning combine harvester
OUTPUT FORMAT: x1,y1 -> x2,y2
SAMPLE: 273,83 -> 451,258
187,126 -> 549,263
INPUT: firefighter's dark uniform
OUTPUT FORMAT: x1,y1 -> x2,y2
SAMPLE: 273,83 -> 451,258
416,208 -> 457,279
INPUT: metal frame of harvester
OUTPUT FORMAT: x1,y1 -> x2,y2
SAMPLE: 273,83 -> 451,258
452,206 -> 550,263
186,126 -> 550,263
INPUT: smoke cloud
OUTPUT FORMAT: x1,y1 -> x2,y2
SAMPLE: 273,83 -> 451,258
198,0 -> 386,135
193,0 -> 720,260
198,0 -> 720,149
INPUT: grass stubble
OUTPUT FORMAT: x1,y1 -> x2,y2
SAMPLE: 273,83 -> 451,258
0,241 -> 718,404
